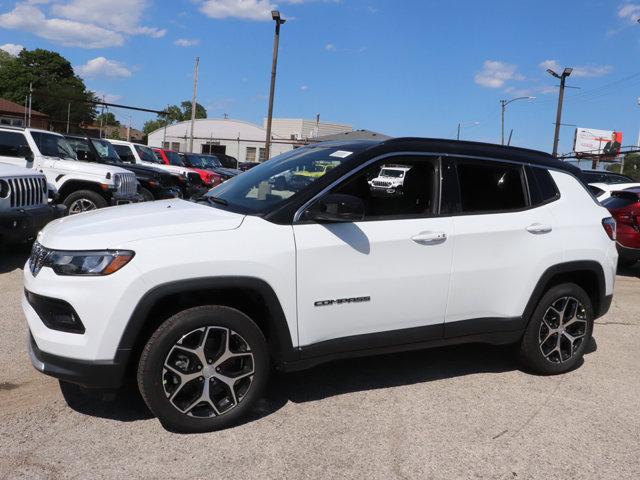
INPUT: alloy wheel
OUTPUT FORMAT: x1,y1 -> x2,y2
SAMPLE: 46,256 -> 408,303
162,326 -> 254,418
69,198 -> 97,214
538,296 -> 588,363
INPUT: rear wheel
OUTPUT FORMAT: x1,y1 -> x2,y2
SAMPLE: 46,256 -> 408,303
137,306 -> 269,433
63,190 -> 108,215
519,283 -> 593,375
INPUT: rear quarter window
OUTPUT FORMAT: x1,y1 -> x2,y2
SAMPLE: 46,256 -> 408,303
527,167 -> 560,206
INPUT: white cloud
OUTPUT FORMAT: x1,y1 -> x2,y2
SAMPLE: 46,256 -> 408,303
93,91 -> 123,103
618,3 -> 640,23
199,0 -> 276,21
0,43 -> 24,56
325,43 -> 336,51
300,85 -> 309,91
539,59 -> 613,78
175,38 -> 200,47
0,1 -> 165,49
76,57 -> 132,78
0,4 -> 125,48
51,0 -> 166,37
474,60 -> 524,88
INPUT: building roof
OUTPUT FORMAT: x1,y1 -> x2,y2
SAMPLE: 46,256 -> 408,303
0,98 -> 48,118
312,129 -> 392,142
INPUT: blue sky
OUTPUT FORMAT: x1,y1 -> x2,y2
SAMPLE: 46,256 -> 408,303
0,0 -> 639,155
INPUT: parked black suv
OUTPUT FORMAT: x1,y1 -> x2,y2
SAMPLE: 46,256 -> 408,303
581,169 -> 634,185
65,136 -> 181,201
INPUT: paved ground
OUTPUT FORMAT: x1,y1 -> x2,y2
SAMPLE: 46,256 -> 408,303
0,245 -> 638,479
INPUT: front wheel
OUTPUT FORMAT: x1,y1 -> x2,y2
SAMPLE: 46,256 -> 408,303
137,306 -> 269,433
519,283 -> 594,375
140,187 -> 155,202
63,190 -> 108,215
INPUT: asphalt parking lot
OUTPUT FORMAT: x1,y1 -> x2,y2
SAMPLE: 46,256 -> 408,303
0,246 -> 638,480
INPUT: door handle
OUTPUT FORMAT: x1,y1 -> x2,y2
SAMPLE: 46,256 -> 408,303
411,231 -> 447,245
526,223 -> 552,234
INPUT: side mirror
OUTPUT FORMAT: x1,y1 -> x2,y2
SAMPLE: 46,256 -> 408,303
304,193 -> 365,223
17,145 -> 33,162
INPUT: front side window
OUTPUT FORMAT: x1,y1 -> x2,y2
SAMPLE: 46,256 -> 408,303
207,146 -> 353,214
0,131 -> 29,157
329,157 -> 438,220
456,160 -> 527,213
31,132 -> 76,160
135,144 -> 163,164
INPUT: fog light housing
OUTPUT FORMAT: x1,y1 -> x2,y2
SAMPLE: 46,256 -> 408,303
25,290 -> 85,334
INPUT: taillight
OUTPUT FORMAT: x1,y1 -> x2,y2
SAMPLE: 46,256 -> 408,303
602,217 -> 616,241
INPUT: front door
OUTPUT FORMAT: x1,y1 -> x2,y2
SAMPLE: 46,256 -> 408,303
293,155 -> 454,348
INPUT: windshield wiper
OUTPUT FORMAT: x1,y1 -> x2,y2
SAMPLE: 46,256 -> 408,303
201,195 -> 228,206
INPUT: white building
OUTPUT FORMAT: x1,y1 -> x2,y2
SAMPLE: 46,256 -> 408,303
147,117 -> 353,163
266,118 -> 352,141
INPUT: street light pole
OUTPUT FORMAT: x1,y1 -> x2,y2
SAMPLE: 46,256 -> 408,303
547,67 -> 573,157
500,97 -> 535,145
264,10 -> 286,162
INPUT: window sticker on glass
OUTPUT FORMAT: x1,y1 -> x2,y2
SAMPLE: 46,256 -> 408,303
330,150 -> 353,158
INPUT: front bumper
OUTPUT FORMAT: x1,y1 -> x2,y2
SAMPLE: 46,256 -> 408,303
110,191 -> 143,206
28,332 -> 126,389
152,186 -> 181,200
0,204 -> 66,244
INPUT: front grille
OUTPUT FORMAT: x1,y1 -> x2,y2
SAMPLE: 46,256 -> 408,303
372,180 -> 391,187
116,173 -> 137,196
7,176 -> 47,208
29,241 -> 49,277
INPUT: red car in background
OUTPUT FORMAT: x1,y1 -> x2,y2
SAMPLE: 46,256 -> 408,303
602,187 -> 640,266
153,148 -> 222,189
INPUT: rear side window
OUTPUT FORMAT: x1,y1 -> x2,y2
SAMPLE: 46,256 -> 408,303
113,144 -> 135,162
527,167 -> 560,206
0,131 -> 28,157
455,160 -> 527,213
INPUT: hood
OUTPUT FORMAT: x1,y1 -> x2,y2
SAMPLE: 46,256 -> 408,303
214,167 -> 240,177
106,161 -> 164,180
54,158 -> 133,178
0,162 -> 45,178
38,199 -> 245,250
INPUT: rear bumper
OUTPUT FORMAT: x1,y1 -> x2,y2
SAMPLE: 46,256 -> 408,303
616,243 -> 640,262
0,204 -> 66,243
28,333 -> 127,389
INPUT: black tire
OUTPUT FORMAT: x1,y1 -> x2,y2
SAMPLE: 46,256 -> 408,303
519,283 -> 594,375
63,189 -> 108,215
137,306 -> 269,433
140,187 -> 155,202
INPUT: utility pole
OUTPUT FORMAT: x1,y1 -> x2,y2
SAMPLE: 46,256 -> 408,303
127,114 -> 132,141
66,102 -> 71,133
27,83 -> 32,127
162,104 -> 169,149
98,96 -> 105,138
315,113 -> 320,139
189,56 -> 200,153
264,10 -> 286,161
547,67 -> 573,157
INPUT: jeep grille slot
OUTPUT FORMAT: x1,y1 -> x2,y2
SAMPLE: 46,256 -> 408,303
117,173 -> 137,196
8,176 -> 46,208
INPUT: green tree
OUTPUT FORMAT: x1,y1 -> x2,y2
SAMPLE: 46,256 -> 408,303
96,112 -> 120,126
606,153 -> 640,181
0,48 -> 96,130
142,101 -> 207,135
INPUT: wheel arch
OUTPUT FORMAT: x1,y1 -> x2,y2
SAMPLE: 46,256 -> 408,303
58,179 -> 108,201
115,276 -> 297,377
523,261 -> 608,324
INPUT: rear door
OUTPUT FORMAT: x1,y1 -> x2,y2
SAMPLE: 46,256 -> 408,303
293,155 -> 454,348
444,159 -> 562,335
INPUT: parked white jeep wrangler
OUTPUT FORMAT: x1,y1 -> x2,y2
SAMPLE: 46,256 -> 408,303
0,127 -> 140,214
24,138 -> 617,433
0,163 -> 65,243
368,165 -> 412,194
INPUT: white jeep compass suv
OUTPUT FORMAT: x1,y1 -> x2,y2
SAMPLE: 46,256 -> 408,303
23,138 -> 618,433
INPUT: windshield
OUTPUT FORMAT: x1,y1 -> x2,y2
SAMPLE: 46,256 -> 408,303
31,132 -> 76,160
380,168 -> 405,178
206,146 -> 352,214
91,139 -> 121,161
184,154 -> 209,168
136,144 -> 163,164
165,150 -> 184,166
202,155 -> 222,168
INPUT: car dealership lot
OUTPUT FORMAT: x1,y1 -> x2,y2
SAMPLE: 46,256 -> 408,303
0,247 -> 638,479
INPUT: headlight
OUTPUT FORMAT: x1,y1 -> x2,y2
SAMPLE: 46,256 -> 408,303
114,175 -> 122,188
0,179 -> 9,199
43,249 -> 134,276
